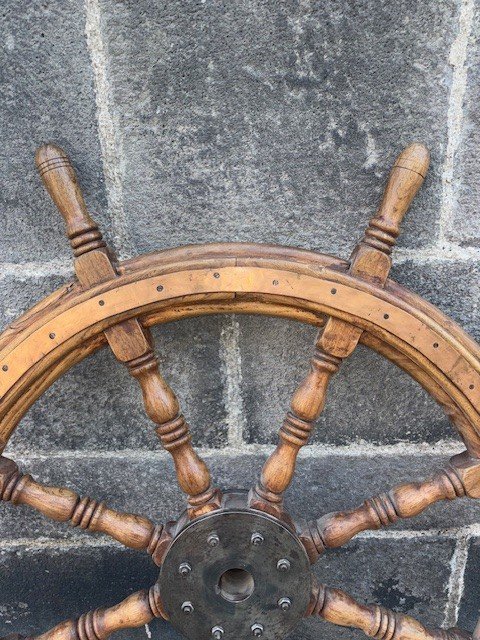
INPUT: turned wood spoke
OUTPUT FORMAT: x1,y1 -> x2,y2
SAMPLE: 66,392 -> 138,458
299,451 -> 480,563
252,144 -> 431,513
4,584 -> 165,640
309,583 -> 472,640
0,456 -> 169,565
35,144 -> 221,518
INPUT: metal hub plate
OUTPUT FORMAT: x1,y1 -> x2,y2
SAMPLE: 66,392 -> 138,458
158,493 -> 312,640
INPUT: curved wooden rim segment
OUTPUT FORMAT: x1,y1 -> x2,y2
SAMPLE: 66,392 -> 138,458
0,243 -> 479,452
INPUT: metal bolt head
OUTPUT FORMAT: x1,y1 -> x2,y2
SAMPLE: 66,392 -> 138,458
211,626 -> 224,640
181,601 -> 194,614
276,558 -> 291,572
278,597 -> 292,611
207,533 -> 220,547
178,562 -> 192,577
250,532 -> 264,546
251,623 -> 264,637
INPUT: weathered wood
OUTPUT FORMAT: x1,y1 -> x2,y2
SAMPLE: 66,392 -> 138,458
0,142 -> 475,640
300,451 -> 480,562
0,456 -> 168,565
252,144 -> 431,513
310,583 -> 471,640
1,250 -> 480,457
35,144 -> 220,517
18,585 -> 165,640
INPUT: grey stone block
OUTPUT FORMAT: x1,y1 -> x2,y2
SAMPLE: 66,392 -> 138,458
311,537 -> 455,632
0,545 -> 160,640
238,317 -> 451,445
98,0 -> 457,258
0,273 -> 72,330
457,536 -> 480,634
0,536 -> 455,640
449,5 -> 480,246
239,256 -> 480,446
391,260 -> 480,343
8,316 -> 228,452
0,2 -> 109,263
1,452 -> 478,543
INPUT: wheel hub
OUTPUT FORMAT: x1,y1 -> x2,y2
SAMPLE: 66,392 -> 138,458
159,492 -> 312,640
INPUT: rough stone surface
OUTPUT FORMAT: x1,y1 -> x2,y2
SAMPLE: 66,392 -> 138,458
458,537 -> 480,633
0,1 -> 109,262
0,536 -> 455,640
0,452 -> 477,542
97,0 -> 457,258
449,3 -> 480,246
1,1 -> 480,636
0,273 -> 72,330
391,260 -> 480,343
239,318 -> 451,445
8,316 -> 228,452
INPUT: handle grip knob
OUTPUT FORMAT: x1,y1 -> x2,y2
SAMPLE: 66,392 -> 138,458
35,143 -> 105,257
350,142 -> 430,285
366,142 -> 430,254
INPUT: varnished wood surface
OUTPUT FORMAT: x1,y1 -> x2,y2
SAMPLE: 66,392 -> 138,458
1,255 -> 480,455
300,450 -> 480,562
22,585 -> 164,640
0,456 -> 168,564
310,584 -> 471,640
34,145 -> 220,517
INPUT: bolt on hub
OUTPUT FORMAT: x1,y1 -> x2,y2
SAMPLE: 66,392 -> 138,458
158,491 -> 311,640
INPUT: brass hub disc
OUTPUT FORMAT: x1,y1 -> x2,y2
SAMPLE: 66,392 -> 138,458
158,492 -> 312,640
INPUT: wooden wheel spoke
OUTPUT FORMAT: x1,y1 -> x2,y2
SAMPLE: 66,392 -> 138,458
1,584 -> 165,640
299,451 -> 480,563
251,144 -> 430,515
35,144 -> 221,519
125,349 -> 221,518
0,456 -> 170,565
309,583 -> 472,640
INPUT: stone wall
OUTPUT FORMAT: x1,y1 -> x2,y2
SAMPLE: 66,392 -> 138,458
0,1 -> 479,639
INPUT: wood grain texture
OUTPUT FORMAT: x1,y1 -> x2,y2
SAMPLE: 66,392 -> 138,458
0,456 -> 168,564
12,585 -> 165,640
252,144 -> 431,513
299,451 -> 480,562
310,583 -> 471,640
35,144 -> 107,259
1,251 -> 480,457
0,142 -> 476,639
35,144 -> 219,517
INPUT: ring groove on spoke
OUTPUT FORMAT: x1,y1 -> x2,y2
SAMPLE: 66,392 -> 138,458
300,451 -> 480,563
310,584 -> 472,640
251,144 -> 431,517
12,585 -> 166,640
0,456 -> 168,561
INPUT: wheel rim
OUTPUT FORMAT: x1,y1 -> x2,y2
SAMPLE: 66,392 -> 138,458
1,143 -> 479,640
0,244 -> 479,453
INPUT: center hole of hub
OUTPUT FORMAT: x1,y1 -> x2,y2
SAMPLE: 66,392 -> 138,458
218,568 -> 254,602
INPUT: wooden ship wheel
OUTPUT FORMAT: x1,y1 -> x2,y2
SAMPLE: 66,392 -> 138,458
0,142 -> 479,640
